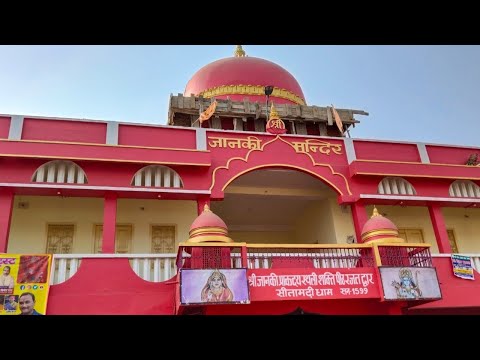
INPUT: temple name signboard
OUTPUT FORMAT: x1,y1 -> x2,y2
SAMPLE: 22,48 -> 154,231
247,268 -> 379,301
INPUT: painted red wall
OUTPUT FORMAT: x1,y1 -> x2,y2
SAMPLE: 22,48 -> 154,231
350,161 -> 480,183
0,139 -> 210,168
354,141 -> 421,162
78,161 -> 210,189
47,258 -> 176,315
45,256 -> 480,315
0,116 -> 10,139
427,145 -> 480,165
0,119 -> 479,203
118,124 -> 197,149
350,176 -> 459,198
0,157 -> 211,191
0,158 -> 48,183
408,257 -> 480,312
22,119 -> 107,144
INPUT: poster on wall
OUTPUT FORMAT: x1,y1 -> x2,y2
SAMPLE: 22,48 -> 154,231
379,267 -> 442,301
0,254 -> 52,315
451,254 -> 475,280
180,268 -> 250,305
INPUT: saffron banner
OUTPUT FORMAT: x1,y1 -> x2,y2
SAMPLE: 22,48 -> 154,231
331,105 -> 344,135
0,254 -> 52,315
198,100 -> 218,124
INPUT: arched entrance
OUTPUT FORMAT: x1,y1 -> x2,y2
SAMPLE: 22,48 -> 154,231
210,168 -> 356,245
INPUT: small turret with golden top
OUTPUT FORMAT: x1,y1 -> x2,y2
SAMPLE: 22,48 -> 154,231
361,206 -> 405,244
266,102 -> 287,135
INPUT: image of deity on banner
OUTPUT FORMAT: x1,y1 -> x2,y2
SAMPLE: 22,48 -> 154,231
17,255 -> 49,284
181,268 -> 250,305
391,268 -> 422,299
379,267 -> 442,301
201,269 -> 234,302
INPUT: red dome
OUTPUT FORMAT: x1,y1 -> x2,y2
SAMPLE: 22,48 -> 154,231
361,207 -> 401,243
188,205 -> 232,243
190,209 -> 227,232
184,56 -> 306,105
362,216 -> 398,235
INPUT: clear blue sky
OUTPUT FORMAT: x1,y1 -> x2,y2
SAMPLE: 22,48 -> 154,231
0,45 -> 478,147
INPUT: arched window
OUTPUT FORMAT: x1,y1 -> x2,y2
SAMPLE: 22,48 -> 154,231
32,160 -> 88,184
378,177 -> 416,195
449,180 -> 480,198
131,165 -> 183,188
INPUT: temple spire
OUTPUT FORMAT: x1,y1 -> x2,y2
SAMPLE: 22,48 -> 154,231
371,206 -> 380,218
269,102 -> 280,121
234,45 -> 246,57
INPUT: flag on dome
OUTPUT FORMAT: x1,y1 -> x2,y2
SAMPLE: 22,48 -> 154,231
331,104 -> 344,136
198,99 -> 218,124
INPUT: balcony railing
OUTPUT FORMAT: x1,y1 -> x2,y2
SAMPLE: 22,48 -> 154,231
49,251 -> 480,285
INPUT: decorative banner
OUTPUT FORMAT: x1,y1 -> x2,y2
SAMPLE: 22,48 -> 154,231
0,254 -> 52,315
180,268 -> 250,305
451,254 -> 475,280
379,267 -> 442,301
247,268 -> 380,301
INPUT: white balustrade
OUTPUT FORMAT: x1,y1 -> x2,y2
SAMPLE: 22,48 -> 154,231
50,252 -> 480,285
50,254 -> 177,285
432,253 -> 480,272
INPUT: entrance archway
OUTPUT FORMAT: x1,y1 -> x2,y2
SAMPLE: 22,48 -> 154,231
210,168 -> 355,245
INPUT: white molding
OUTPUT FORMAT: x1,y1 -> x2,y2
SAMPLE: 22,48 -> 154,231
196,128 -> 207,150
0,182 -> 210,194
417,143 -> 430,164
52,253 -> 176,259
8,115 -> 24,140
106,121 -> 119,145
360,194 -> 480,203
344,137 -> 357,164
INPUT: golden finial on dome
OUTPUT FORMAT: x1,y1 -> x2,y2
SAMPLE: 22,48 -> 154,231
234,45 -> 246,57
266,102 -> 286,135
203,203 -> 211,212
269,103 -> 280,121
371,206 -> 381,218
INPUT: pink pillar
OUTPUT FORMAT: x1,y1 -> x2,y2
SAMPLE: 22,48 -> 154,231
102,193 -> 117,254
351,202 -> 368,243
0,189 -> 14,253
197,196 -> 210,215
428,205 -> 452,253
